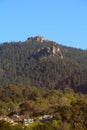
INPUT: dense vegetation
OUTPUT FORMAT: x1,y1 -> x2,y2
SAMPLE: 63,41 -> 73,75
0,38 -> 87,129
0,86 -> 87,130
0,39 -> 87,93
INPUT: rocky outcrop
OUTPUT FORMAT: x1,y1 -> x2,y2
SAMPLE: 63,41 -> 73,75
27,36 -> 44,42
34,44 -> 63,59
27,36 -> 63,58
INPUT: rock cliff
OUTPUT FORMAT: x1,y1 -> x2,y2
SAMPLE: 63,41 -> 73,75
34,44 -> 63,59
27,36 -> 44,42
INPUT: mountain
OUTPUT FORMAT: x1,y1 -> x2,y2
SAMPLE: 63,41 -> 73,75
0,36 -> 87,93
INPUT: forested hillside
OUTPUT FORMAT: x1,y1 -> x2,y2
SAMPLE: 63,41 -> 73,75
0,36 -> 87,130
0,86 -> 87,130
0,36 -> 87,93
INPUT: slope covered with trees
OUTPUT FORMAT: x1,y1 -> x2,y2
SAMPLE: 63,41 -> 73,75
0,86 -> 87,130
0,37 -> 87,93
0,36 -> 87,130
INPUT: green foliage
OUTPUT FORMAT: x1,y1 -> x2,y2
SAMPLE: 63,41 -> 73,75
0,40 -> 87,93
0,86 -> 87,129
0,39 -> 87,129
0,120 -> 24,130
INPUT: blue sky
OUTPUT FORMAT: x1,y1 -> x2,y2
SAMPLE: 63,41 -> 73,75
0,0 -> 87,49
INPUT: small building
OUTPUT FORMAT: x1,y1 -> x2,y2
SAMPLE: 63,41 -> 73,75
39,115 -> 53,122
23,118 -> 34,125
0,116 -> 14,124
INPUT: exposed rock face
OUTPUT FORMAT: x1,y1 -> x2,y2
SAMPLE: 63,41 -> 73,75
34,44 -> 63,59
27,36 -> 44,42
27,36 -> 63,59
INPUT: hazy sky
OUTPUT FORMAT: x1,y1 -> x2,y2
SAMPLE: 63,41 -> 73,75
0,0 -> 87,49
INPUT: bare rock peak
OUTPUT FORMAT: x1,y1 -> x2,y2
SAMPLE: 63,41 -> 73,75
27,36 -> 44,42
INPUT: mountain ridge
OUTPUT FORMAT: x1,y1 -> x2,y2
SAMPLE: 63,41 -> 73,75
0,36 -> 87,93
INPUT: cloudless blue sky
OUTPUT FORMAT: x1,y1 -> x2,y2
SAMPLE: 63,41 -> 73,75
0,0 -> 87,49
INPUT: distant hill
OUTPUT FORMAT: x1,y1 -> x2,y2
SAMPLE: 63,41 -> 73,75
0,36 -> 87,93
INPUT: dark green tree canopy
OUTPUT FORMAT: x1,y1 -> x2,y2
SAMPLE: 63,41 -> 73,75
0,39 -> 87,93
